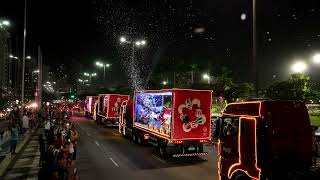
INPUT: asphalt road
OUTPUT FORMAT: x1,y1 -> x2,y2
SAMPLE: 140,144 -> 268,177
71,114 -> 219,180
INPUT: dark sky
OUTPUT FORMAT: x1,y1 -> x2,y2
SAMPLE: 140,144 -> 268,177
1,0 -> 320,87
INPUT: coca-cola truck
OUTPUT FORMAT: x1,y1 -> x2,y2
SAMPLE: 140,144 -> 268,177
93,94 -> 130,126
119,89 -> 212,158
216,100 -> 319,180
84,96 -> 98,117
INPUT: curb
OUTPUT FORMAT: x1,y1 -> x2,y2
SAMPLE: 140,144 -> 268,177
0,126 -> 40,177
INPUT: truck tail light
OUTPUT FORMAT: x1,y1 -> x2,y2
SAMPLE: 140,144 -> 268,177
199,139 -> 208,143
174,140 -> 183,144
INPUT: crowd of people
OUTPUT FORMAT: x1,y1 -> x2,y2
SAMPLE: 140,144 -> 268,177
8,107 -> 43,155
38,107 -> 79,180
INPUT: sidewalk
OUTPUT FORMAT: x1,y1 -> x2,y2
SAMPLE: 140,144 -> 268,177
1,127 -> 42,180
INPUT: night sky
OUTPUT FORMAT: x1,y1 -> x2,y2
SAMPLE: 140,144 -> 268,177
1,0 -> 320,87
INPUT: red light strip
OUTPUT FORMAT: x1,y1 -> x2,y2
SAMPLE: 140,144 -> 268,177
222,101 -> 262,117
227,117 -> 261,180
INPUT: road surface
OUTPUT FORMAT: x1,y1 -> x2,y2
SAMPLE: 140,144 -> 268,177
71,114 -> 219,180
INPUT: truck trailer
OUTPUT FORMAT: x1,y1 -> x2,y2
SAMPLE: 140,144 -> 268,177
119,89 -> 212,158
93,94 -> 130,126
216,100 -> 319,180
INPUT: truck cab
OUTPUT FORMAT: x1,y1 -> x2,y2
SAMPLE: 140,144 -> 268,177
216,100 -> 313,180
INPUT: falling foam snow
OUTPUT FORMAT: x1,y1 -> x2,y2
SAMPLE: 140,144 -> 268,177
92,0 -> 217,90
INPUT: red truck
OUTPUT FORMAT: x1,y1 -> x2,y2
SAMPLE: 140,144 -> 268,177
94,94 -> 130,126
84,96 -> 98,117
119,89 -> 212,158
216,100 -> 318,180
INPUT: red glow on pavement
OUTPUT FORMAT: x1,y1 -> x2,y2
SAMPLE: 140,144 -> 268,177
70,115 -> 89,122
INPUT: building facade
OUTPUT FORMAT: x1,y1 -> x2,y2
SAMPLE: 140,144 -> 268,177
0,26 -> 12,98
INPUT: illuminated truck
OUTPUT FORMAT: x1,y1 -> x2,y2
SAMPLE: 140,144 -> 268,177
94,94 -> 130,126
84,96 -> 98,117
119,89 -> 212,158
216,100 -> 317,180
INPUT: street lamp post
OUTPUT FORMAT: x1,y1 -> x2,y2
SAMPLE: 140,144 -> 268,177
21,0 -> 28,117
252,0 -> 258,97
95,61 -> 111,81
9,55 -> 31,99
84,72 -> 97,83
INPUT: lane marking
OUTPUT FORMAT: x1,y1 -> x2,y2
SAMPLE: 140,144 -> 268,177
94,140 -> 100,147
109,158 -> 119,167
152,155 -> 166,163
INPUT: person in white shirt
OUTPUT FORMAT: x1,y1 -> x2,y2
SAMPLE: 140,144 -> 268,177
22,113 -> 29,133
44,119 -> 51,139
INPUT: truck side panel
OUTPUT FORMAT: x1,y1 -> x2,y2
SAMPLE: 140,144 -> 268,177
172,89 -> 212,141
107,95 -> 130,118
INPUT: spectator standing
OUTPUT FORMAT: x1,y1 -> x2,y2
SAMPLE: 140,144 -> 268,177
10,124 -> 19,155
70,126 -> 78,160
39,134 -> 46,166
22,113 -> 29,134
45,119 -> 51,139
29,113 -> 34,130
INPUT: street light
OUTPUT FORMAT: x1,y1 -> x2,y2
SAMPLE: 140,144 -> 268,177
120,36 -> 127,43
9,55 -> 31,60
162,81 -> 168,85
203,73 -> 210,84
135,41 -> 141,46
95,61 -> 111,81
119,36 -> 147,90
0,20 -> 10,27
83,72 -> 97,83
312,53 -> 320,64
9,55 -> 18,59
291,61 -> 307,73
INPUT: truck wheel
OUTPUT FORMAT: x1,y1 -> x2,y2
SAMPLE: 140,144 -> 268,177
159,145 -> 167,159
137,135 -> 143,145
132,133 -> 137,143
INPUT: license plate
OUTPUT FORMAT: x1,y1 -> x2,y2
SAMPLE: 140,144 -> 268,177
188,147 -> 196,151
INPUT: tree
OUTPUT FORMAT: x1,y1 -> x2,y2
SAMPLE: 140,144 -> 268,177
212,66 -> 234,97
289,73 -> 310,100
264,73 -> 311,100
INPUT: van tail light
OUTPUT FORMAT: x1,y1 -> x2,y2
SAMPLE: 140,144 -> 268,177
174,140 -> 183,144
